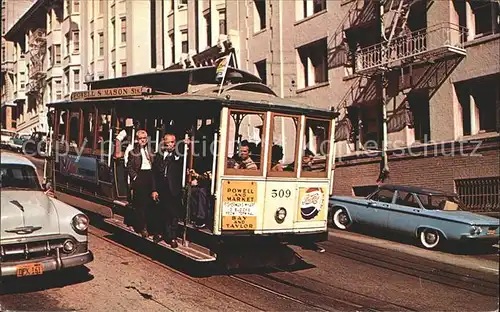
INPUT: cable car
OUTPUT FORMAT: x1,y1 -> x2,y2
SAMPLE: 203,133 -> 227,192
45,66 -> 339,268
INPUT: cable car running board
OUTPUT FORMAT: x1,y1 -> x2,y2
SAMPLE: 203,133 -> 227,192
104,217 -> 216,262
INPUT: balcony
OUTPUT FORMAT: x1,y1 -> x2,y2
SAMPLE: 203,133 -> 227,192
354,23 -> 468,74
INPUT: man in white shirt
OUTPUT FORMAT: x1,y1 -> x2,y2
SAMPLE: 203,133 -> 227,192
125,129 -> 154,237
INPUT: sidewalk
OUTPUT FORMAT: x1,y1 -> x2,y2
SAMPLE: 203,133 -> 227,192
328,229 -> 499,275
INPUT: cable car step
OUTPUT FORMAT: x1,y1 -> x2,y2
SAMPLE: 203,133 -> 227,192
178,221 -> 214,235
104,217 -> 217,262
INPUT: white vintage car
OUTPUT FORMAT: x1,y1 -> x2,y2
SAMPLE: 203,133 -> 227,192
0,153 -> 93,278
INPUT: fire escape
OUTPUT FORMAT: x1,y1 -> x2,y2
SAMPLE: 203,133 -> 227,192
26,28 -> 47,109
333,0 -> 468,181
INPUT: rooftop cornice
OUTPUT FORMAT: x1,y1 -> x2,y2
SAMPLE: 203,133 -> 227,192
4,0 -> 50,41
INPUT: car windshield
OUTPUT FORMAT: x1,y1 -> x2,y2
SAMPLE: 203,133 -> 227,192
0,164 -> 41,191
416,193 -> 465,211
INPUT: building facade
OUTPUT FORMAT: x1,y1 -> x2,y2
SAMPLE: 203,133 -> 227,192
1,0 -> 33,131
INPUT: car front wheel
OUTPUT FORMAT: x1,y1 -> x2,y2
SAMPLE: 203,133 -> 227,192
332,208 -> 351,230
419,228 -> 441,249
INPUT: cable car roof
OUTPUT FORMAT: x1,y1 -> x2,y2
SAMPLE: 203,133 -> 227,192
47,66 -> 339,118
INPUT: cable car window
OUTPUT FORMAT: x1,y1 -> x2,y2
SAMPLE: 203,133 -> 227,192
226,110 -> 265,174
68,110 -> 80,148
82,108 -> 95,150
56,110 -> 67,142
268,114 -> 299,175
117,117 -> 135,153
301,118 -> 330,176
96,109 -> 112,153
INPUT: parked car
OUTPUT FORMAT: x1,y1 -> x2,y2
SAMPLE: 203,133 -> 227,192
1,129 -> 15,149
8,133 -> 31,152
0,153 -> 93,278
329,184 -> 499,250
22,131 -> 48,157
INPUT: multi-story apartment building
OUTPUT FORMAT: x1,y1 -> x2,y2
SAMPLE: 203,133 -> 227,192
3,0 -> 228,133
149,0 -> 230,70
1,0 -> 33,132
222,0 -> 499,213
3,0 -> 72,133
79,0 -> 154,81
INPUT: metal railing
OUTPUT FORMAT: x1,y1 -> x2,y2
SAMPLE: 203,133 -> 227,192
455,177 -> 500,213
354,23 -> 468,73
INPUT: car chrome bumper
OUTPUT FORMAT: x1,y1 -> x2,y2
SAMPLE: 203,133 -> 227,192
0,250 -> 93,277
461,234 -> 499,242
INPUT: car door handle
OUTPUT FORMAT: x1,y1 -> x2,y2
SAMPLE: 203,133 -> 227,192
413,209 -> 420,212
368,202 -> 379,207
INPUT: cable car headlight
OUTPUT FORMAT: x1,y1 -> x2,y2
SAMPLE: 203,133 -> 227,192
72,214 -> 89,234
275,207 -> 287,223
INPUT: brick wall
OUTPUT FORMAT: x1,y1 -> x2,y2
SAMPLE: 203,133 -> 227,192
333,136 -> 500,197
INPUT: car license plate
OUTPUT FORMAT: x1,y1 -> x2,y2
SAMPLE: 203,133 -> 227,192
16,263 -> 44,277
487,229 -> 496,235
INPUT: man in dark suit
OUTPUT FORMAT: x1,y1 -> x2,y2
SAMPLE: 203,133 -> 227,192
151,132 -> 184,248
126,129 -> 154,237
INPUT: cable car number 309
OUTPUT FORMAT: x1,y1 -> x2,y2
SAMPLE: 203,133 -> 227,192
271,189 -> 292,198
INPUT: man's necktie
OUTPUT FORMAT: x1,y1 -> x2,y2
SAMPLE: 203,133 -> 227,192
144,149 -> 151,165
164,153 -> 172,177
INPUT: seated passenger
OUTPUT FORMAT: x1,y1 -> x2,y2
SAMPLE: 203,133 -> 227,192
301,148 -> 315,171
270,144 -> 284,172
233,141 -> 258,170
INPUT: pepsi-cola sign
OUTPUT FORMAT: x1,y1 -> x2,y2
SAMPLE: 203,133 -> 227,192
299,187 -> 325,220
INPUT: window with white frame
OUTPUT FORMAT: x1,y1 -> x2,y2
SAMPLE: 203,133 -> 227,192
73,31 -> 79,53
120,17 -> 126,43
54,44 -> 61,65
181,30 -> 188,54
121,62 -> 127,77
55,79 -> 62,99
65,33 -> 70,56
205,12 -> 212,47
64,70 -> 70,94
73,0 -> 79,13
297,38 -> 328,89
471,1 -> 500,38
253,0 -> 266,32
90,34 -> 94,60
98,32 -> 104,56
300,0 -> 326,19
111,20 -> 116,48
73,69 -> 80,91
219,9 -> 227,35
169,33 -> 175,63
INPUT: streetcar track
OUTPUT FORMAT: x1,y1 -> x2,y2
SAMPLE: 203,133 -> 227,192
323,238 -> 498,283
318,240 -> 498,297
229,275 -> 329,311
87,227 -> 323,311
232,274 -> 372,312
262,268 -> 416,312
322,240 -> 499,288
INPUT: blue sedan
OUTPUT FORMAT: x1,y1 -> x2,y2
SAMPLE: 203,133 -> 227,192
329,185 -> 499,250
